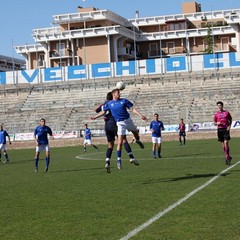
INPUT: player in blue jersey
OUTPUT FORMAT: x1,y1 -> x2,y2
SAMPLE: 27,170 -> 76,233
34,118 -> 53,173
83,124 -> 98,152
95,92 -> 139,173
150,113 -> 165,158
91,88 -> 147,170
0,124 -> 11,163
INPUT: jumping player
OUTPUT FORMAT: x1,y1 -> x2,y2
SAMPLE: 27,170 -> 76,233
91,88 -> 147,170
214,101 -> 232,165
95,92 -> 139,173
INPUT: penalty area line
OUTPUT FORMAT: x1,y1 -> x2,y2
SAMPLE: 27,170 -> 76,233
120,160 -> 240,240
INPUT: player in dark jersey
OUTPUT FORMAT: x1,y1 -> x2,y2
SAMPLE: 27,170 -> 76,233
95,92 -> 139,173
178,118 -> 186,146
214,101 -> 232,165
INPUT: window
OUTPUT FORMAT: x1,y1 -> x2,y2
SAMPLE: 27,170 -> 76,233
58,61 -> 66,67
166,42 -> 175,54
39,54 -> 45,67
57,43 -> 65,57
169,24 -> 174,31
174,23 -> 179,30
221,37 -> 229,51
149,43 -> 158,56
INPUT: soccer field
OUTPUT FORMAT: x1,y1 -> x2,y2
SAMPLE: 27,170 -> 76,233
1,138 -> 240,240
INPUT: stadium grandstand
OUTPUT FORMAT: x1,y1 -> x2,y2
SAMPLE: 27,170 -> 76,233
0,54 -> 25,72
1,68 -> 240,135
1,1 -> 240,137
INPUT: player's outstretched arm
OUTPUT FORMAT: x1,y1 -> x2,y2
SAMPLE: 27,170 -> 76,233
90,111 -> 106,120
132,107 -> 148,121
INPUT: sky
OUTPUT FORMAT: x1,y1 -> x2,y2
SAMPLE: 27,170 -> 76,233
0,0 -> 239,59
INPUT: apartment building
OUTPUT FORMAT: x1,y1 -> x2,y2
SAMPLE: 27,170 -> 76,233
0,54 -> 25,72
15,1 -> 240,71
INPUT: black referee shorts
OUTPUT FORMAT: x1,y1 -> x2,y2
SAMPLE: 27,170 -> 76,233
217,128 -> 230,142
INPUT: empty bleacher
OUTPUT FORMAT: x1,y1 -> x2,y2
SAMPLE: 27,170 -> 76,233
0,69 -> 240,134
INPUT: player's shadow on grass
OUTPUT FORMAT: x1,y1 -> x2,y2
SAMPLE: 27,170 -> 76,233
49,167 -> 103,173
169,153 -> 210,159
142,172 -> 230,184
8,159 -> 35,164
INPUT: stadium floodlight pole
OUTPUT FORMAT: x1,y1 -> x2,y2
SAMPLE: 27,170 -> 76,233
211,4 -> 217,76
185,30 -> 190,74
11,39 -> 16,85
159,24 -> 163,76
83,20 -> 87,80
36,43 -> 40,84
134,11 -> 138,78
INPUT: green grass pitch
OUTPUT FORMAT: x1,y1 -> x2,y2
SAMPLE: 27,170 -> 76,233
1,138 -> 240,240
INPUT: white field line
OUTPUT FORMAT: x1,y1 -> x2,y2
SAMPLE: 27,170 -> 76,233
75,153 -> 233,161
119,160 -> 240,240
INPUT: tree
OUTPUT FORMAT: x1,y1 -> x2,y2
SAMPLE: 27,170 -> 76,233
204,26 -> 214,54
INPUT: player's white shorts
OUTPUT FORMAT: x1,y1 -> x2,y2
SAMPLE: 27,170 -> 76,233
152,137 -> 162,144
117,117 -> 138,136
0,144 -> 7,151
36,144 -> 50,152
84,139 -> 92,145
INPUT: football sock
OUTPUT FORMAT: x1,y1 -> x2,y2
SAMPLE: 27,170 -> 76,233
117,150 -> 122,159
4,153 -> 8,160
123,142 -> 134,159
225,146 -> 230,158
183,138 -> 186,145
105,158 -> 110,165
0,153 -> 2,160
158,149 -> 161,156
34,158 -> 39,169
46,157 -> 50,168
152,150 -> 156,157
135,136 -> 140,141
93,145 -> 98,150
106,148 -> 113,159
179,138 -> 182,144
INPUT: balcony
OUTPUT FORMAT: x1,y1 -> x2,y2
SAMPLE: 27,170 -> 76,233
49,49 -> 72,59
118,47 -> 133,57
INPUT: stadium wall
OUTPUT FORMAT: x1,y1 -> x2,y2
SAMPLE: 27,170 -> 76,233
1,52 -> 240,85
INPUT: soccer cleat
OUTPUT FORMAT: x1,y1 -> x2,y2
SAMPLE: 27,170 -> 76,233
225,159 -> 230,165
117,160 -> 122,170
3,160 -> 9,163
35,168 -> 38,173
153,155 -> 156,158
136,140 -> 144,149
105,164 -> 111,173
45,167 -> 48,173
158,155 -> 162,158
130,158 -> 139,165
225,156 -> 232,165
